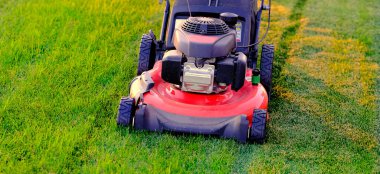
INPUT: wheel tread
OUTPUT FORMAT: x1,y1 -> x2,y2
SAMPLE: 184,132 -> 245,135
137,32 -> 156,75
249,109 -> 267,144
117,98 -> 135,126
260,44 -> 275,98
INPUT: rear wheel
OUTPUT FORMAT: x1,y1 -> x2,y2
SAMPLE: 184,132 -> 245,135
260,44 -> 274,99
116,97 -> 135,126
137,30 -> 157,75
248,109 -> 267,144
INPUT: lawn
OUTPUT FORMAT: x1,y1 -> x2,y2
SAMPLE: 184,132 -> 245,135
0,0 -> 378,173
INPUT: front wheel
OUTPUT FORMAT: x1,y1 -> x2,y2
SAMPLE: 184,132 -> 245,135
116,97 -> 136,126
248,109 -> 267,144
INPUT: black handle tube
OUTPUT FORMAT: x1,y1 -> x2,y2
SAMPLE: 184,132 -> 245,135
251,0 -> 266,68
159,0 -> 170,42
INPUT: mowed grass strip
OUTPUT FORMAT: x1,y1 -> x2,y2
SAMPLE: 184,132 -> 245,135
248,0 -> 379,172
0,0 -> 379,173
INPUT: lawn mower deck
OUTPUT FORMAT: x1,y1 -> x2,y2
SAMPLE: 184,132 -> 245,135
120,61 -> 269,142
117,0 -> 274,143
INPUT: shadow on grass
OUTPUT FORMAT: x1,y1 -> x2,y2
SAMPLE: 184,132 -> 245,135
231,0 -> 309,172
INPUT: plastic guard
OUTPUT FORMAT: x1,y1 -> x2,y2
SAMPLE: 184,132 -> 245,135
134,104 -> 250,143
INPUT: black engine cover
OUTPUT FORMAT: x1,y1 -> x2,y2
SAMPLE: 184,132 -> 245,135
216,58 -> 235,84
232,52 -> 247,91
161,50 -> 247,92
161,50 -> 183,85
216,53 -> 247,91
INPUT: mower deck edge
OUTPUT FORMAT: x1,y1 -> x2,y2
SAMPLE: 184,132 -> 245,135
134,104 -> 250,142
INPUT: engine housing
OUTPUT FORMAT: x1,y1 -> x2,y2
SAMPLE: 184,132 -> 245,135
173,17 -> 236,58
161,16 -> 247,94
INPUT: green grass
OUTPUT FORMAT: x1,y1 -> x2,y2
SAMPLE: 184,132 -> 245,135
0,0 -> 378,173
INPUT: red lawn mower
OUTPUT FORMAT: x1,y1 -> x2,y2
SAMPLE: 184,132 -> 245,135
117,0 -> 274,143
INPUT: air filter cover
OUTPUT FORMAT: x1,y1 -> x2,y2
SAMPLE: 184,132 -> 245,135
182,17 -> 230,35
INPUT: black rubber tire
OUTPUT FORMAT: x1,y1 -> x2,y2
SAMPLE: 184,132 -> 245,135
260,44 -> 274,99
249,109 -> 267,144
137,31 -> 156,75
116,97 -> 135,126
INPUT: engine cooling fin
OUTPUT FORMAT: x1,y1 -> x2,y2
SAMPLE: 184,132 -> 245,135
182,17 -> 230,35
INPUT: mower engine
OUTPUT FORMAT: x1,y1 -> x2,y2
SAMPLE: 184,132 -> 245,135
161,14 -> 247,94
